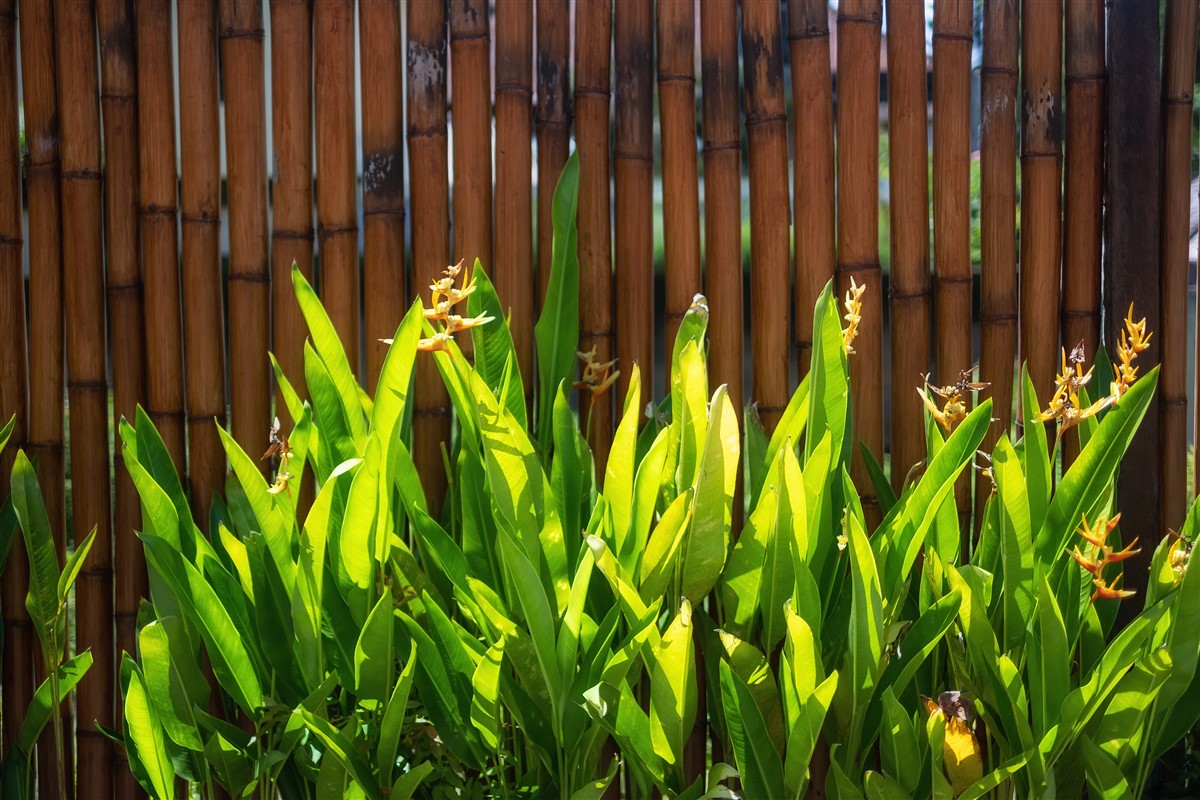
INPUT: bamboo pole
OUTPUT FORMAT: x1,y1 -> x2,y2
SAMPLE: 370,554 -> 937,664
885,0 -> 931,493
57,0 -> 115,790
789,0 -> 836,378
742,0 -> 791,435
494,0 -> 534,399
613,0 -> 653,412
219,0 -> 271,463
19,1 -> 71,791
315,0 -> 360,375
270,0 -> 313,417
1160,0 -> 1196,536
1020,0 -> 1063,402
535,0 -> 570,308
837,0 -> 884,522
659,0 -> 701,369
977,0 -> 1019,522
360,0 -> 406,392
408,0 -> 452,516
575,0 -> 614,469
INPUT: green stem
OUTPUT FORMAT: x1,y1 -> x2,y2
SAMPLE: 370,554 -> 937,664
49,626 -> 65,800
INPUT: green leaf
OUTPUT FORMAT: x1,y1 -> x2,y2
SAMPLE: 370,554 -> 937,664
1029,574 -> 1069,738
860,442 -> 898,514
121,654 -> 176,800
680,385 -> 738,602
468,262 -> 527,427
57,527 -> 95,607
15,651 -> 92,755
389,764 -> 433,800
137,618 -> 208,752
864,771 -> 912,800
755,374 -> 810,505
1079,735 -> 1132,800
1020,367 -> 1052,542
605,363 -> 642,546
298,710 -> 383,799
625,426 -> 671,573
992,435 -> 1034,653
378,641 -> 417,787
371,299 -> 424,444
638,489 -> 694,602
846,510 -> 884,724
880,689 -> 920,793
10,450 -> 62,657
651,600 -> 697,773
806,282 -> 851,467
499,533 -> 563,725
354,592 -> 395,704
720,659 -> 785,799
292,263 -> 366,442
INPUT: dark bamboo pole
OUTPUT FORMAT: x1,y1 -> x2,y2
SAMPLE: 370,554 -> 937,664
575,0 -> 614,470
885,0 -> 931,493
494,0 -> 534,398
1020,0 -> 1063,402
360,0 -> 406,392
837,0 -> 884,522
1159,0 -> 1196,536
57,0 -> 115,790
408,0 -> 452,516
219,0 -> 271,462
658,0 -> 701,369
270,0 -> 313,416
535,0 -> 570,308
613,0 -> 653,411
789,0 -> 836,378
449,0 -> 492,307
977,0 -> 1019,521
315,0 -> 360,374
742,0 -> 791,435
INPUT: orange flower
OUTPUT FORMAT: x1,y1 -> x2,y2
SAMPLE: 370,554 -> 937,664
418,260 -> 492,354
1069,512 -> 1141,603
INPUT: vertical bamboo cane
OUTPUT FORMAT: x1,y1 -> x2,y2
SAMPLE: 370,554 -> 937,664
613,0 -> 653,411
270,0 -> 313,416
315,0 -> 360,374
57,0 -> 115,790
408,0 -> 452,516
742,0 -> 791,435
360,0 -> 406,391
837,0 -> 884,523
789,0 -> 836,378
19,2 -> 72,791
1159,0 -> 1196,536
179,0 -> 227,530
977,0 -> 1019,523
885,0 -> 931,493
659,0 -> 701,368
219,0 -> 271,462
1020,0 -> 1063,402
449,0 -> 492,308
575,0 -> 614,469
536,0 -> 570,308
494,0 -> 534,399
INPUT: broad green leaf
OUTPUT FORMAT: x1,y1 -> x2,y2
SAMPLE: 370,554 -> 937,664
470,636 -> 506,750
671,339 -> 709,493
389,764 -> 432,800
720,660 -> 784,800
680,385 -> 738,602
354,592 -> 395,704
651,600 -> 696,772
846,510 -> 884,723
122,654 -> 176,800
338,435 -> 382,620
625,426 -> 671,573
880,689 -> 920,793
864,771 -> 911,800
605,364 -> 642,545
10,450 -> 61,656
722,478 -> 777,638
1020,367 -> 1052,542
137,619 -> 208,751
551,382 -> 584,556
499,533 -> 563,726
639,489 -> 695,602
378,641 -> 418,787
1029,574 -> 1069,738
860,443 -> 898,514
783,672 -> 838,798
992,436 -> 1034,652
292,263 -> 366,441
1079,735 -> 1132,800
755,373 -> 810,504
468,263 -> 527,427
764,447 -> 805,651
806,283 -> 851,467
371,299 -> 423,443
14,651 -> 92,755
298,710 -> 383,799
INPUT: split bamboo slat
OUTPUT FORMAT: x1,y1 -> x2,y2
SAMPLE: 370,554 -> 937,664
57,0 -> 115,790
702,0 -> 744,429
977,0 -> 1019,525
885,0 -> 931,494
1063,0 -> 1105,468
360,0 -> 407,391
180,0 -> 227,530
836,0 -> 884,522
0,0 -> 30,773
408,0 -> 452,516
1020,0 -> 1064,401
658,0 -> 702,369
789,0 -> 836,378
270,0 -> 314,415
613,0 -> 653,411
315,0 -> 360,374
575,0 -> 615,470
535,0 -> 570,308
219,0 -> 272,463
1159,0 -> 1197,536
741,0 -> 791,435
494,0 -> 535,398
18,1 -> 71,791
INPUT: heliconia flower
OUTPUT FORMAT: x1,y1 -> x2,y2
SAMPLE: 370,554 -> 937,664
1092,574 -> 1136,601
841,278 -> 866,355
417,331 -> 453,353
574,346 -> 620,401
1069,546 -> 1101,575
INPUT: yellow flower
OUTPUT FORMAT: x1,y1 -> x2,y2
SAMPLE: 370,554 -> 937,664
1113,303 -> 1152,400
923,693 -> 982,797
418,260 -> 491,354
574,346 -> 620,400
841,278 -> 866,355
917,369 -> 988,435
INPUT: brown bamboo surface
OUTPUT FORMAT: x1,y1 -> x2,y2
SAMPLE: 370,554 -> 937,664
179,0 -> 228,530
658,0 -> 702,369
408,0 -> 452,516
977,0 -> 1019,526
836,0 -> 884,522
742,0 -> 791,435
535,0 -> 570,308
270,0 -> 314,415
575,0 -> 614,470
613,0 -> 653,411
885,0 -> 931,493
220,0 -> 272,462
360,0 -> 406,392
1159,0 -> 1196,536
702,0 -> 744,426
315,0 -> 360,375
57,0 -> 115,790
1020,0 -> 1064,402
789,0 -> 836,378
494,0 -> 535,399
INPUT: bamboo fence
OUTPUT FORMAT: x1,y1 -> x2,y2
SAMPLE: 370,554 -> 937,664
535,0 -> 570,308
